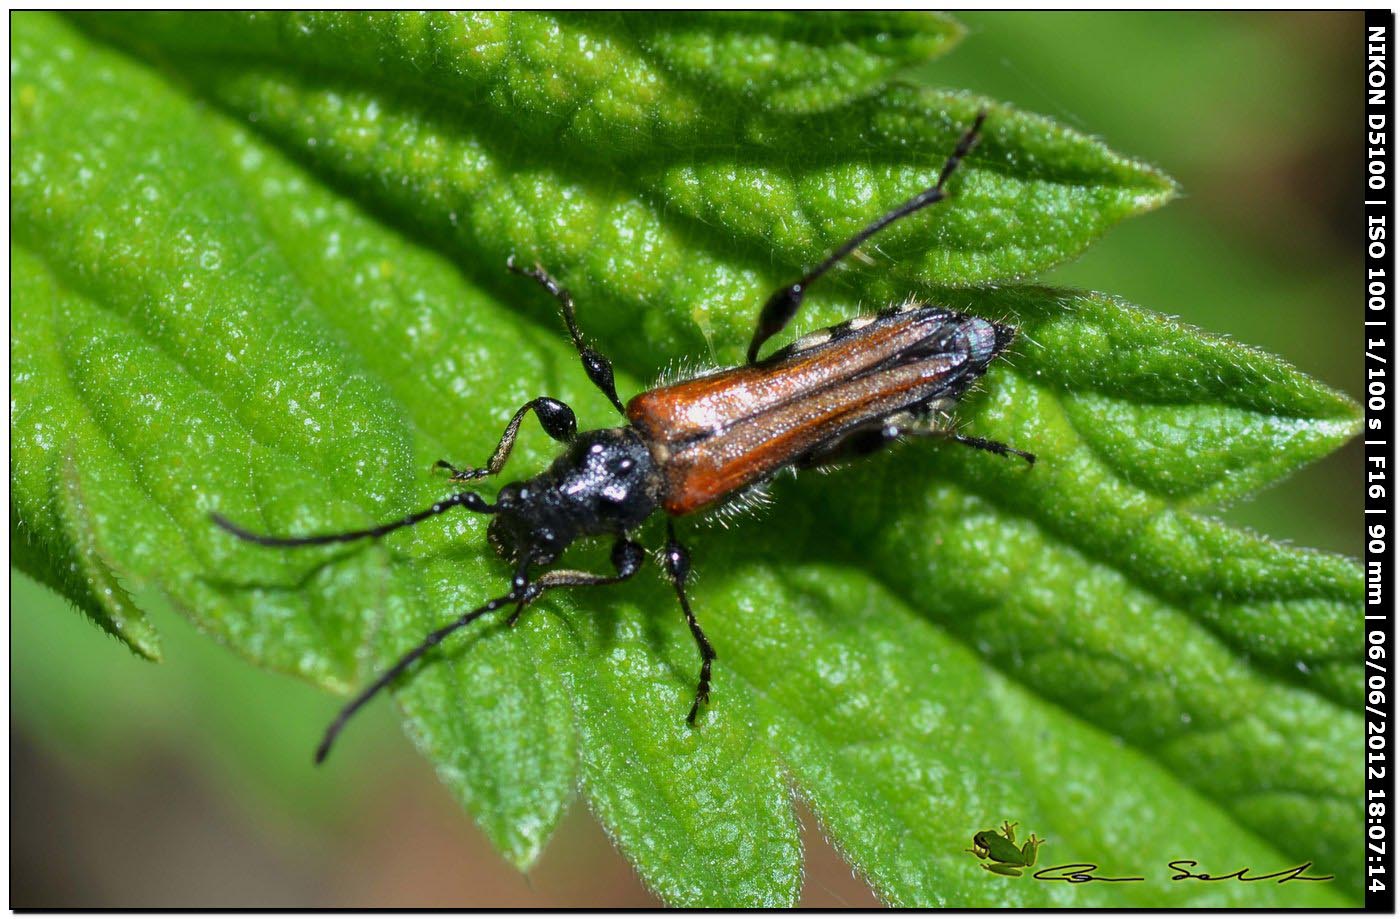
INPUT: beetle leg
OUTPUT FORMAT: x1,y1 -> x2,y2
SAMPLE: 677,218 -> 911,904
508,537 -> 647,627
436,396 -> 578,481
507,256 -> 627,415
746,112 -> 987,364
663,521 -> 716,725
797,412 -> 1034,469
943,431 -> 1036,465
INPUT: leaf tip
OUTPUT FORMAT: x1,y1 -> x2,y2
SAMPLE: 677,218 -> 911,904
925,12 -> 967,57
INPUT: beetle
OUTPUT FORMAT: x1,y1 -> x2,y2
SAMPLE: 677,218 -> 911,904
212,112 -> 1034,763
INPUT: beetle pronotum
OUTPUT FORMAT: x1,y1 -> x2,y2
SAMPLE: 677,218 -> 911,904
213,111 -> 1034,762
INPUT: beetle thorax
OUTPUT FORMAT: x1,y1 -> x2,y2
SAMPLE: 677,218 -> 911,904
488,427 -> 663,564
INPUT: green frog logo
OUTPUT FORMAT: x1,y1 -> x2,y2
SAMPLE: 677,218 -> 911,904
967,821 -> 1045,877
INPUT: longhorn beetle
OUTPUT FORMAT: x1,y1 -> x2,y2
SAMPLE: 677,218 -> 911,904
213,112 -> 1034,763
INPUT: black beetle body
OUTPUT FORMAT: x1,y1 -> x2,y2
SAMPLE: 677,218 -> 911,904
212,112 -> 1033,763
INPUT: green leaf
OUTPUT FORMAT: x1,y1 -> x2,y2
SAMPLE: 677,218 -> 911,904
73,9 -> 1174,313
623,12 -> 965,114
13,11 -> 1359,906
76,11 -> 966,136
81,11 -> 967,119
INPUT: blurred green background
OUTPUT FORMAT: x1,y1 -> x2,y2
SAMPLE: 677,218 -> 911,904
12,11 -> 1361,907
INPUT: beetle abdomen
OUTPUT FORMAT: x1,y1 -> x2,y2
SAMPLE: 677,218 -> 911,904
627,306 -> 1013,516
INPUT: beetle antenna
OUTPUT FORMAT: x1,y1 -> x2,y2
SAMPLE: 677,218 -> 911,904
315,584 -> 527,764
211,491 -> 496,547
747,110 -> 987,363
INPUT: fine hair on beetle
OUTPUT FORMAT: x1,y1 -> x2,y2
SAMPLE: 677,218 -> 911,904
212,110 -> 1035,763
